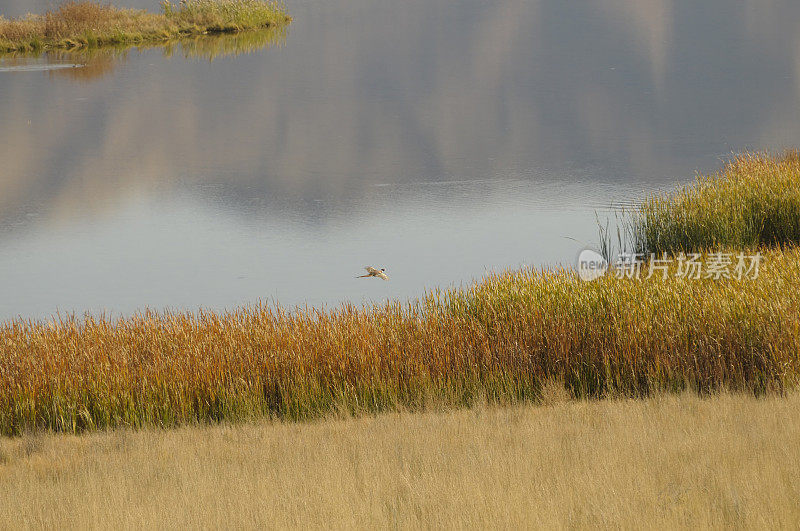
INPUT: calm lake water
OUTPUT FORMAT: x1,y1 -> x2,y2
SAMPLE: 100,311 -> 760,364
1,0 -> 799,320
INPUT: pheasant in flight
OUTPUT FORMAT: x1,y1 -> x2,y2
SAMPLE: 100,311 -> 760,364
358,266 -> 389,280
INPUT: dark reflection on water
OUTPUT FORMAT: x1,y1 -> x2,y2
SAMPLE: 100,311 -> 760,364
0,28 -> 288,81
1,0 -> 799,320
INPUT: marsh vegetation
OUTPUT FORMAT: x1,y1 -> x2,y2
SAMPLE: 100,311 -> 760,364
2,246 -> 797,435
1,152 -> 799,435
618,151 -> 800,255
0,0 -> 290,53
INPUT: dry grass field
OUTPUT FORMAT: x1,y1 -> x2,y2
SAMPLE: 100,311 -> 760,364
1,390 -> 799,529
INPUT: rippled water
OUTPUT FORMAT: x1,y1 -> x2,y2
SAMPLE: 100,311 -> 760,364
1,0 -> 799,320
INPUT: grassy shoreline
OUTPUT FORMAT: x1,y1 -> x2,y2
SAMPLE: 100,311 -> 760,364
2,250 -> 798,435
0,0 -> 290,54
1,152 -> 799,435
624,151 -> 800,254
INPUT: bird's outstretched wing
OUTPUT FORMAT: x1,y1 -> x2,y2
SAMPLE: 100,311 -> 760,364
376,271 -> 389,281
365,266 -> 379,274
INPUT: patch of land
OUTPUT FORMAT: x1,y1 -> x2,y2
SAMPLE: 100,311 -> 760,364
0,0 -> 290,53
1,391 -> 798,528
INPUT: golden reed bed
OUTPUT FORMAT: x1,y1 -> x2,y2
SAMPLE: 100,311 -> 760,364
1,247 -> 798,435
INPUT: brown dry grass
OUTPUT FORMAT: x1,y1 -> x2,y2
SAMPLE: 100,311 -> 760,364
1,391 -> 798,528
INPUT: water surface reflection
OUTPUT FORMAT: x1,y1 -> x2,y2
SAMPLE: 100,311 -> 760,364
1,0 -> 799,319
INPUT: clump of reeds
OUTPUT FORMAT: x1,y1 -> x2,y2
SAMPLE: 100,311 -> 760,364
0,0 -> 290,53
1,247 -> 798,435
627,151 -> 800,254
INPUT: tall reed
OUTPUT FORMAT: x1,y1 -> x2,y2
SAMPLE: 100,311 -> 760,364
1,248 -> 798,435
628,151 -> 800,254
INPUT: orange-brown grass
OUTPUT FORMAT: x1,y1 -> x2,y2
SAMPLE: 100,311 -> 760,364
0,0 -> 290,53
1,247 -> 798,435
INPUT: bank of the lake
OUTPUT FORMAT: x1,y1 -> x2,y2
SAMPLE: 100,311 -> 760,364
624,151 -> 800,254
0,0 -> 290,53
1,152 -> 798,435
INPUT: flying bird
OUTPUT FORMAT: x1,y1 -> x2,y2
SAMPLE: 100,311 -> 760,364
358,266 -> 389,280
